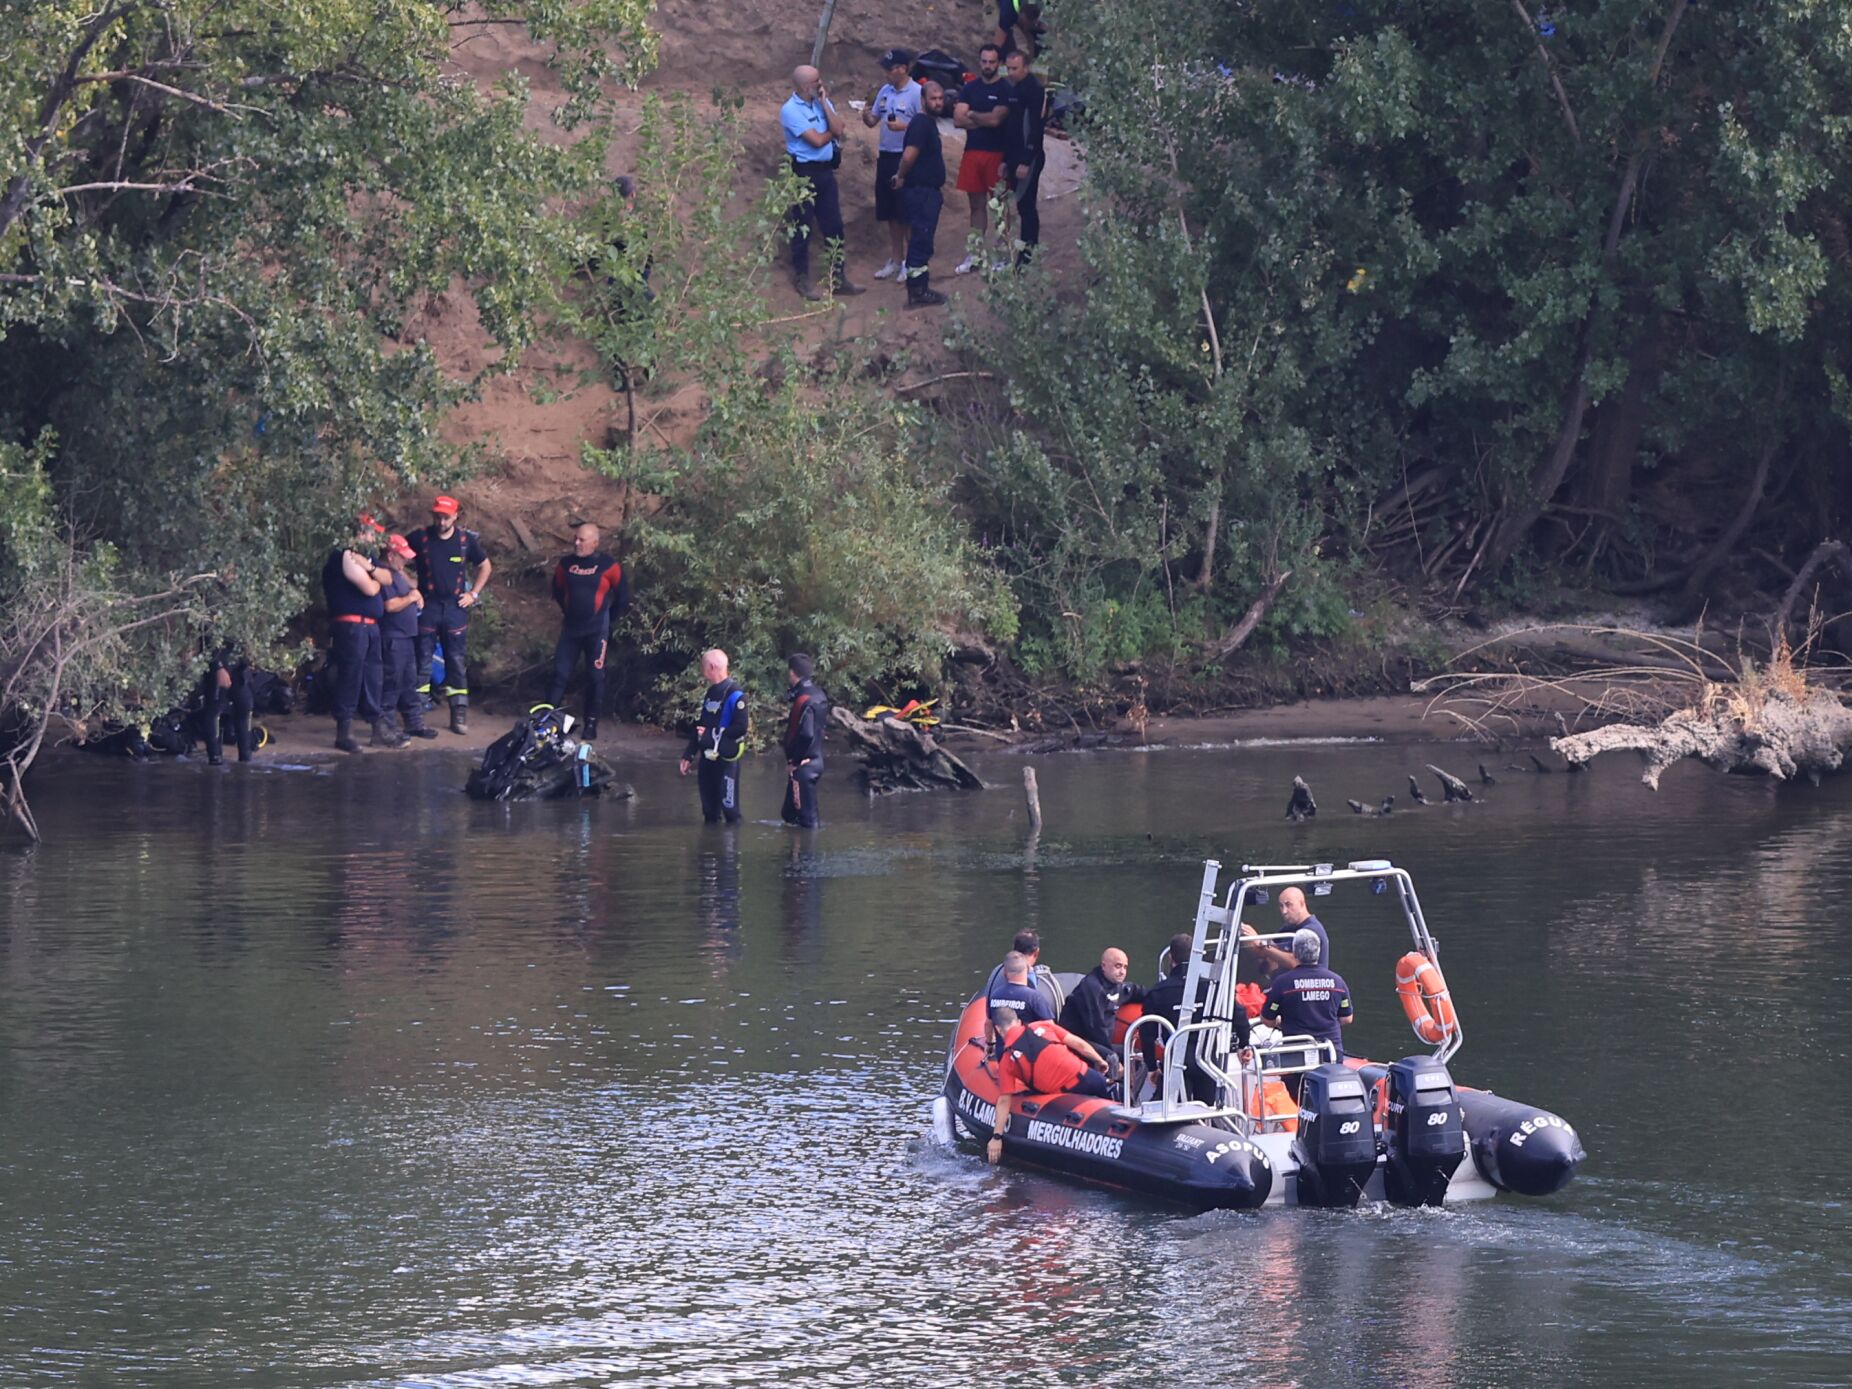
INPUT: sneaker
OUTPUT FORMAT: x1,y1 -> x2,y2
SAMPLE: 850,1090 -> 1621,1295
954,255 -> 977,275
990,259 -> 1012,274
874,259 -> 900,280
906,287 -> 948,309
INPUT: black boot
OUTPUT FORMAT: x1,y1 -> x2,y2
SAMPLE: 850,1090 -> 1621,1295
235,713 -> 254,762
583,715 -> 599,742
334,719 -> 362,754
371,716 -> 407,748
906,270 -> 947,309
404,708 -> 439,740
449,700 -> 469,735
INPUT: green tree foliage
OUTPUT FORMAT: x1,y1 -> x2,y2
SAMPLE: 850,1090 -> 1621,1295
989,0 -> 1852,652
0,0 -> 653,660
585,362 -> 1015,722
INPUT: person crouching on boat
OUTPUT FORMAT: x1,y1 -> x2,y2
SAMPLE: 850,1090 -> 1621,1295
987,1006 -> 1113,1165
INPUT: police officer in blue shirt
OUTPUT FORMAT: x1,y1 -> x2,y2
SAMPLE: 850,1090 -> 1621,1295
780,65 -> 865,303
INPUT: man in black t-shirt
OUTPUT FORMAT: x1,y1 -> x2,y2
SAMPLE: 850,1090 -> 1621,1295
1002,50 -> 1047,265
891,81 -> 949,309
952,45 -> 1012,273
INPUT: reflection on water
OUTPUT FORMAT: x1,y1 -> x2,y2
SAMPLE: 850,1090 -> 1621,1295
1,745 -> 1850,1386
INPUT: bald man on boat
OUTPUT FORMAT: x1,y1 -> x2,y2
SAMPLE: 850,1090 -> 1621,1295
1240,885 -> 1330,977
1059,946 -> 1147,1054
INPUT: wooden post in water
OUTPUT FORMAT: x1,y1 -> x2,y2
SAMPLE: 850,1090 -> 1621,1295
1022,766 -> 1043,831
810,0 -> 839,68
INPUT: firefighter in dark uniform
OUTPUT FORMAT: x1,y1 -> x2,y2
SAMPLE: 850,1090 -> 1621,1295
987,1005 -> 1112,1165
546,521 -> 628,740
780,652 -> 829,828
200,640 -> 255,765
407,494 -> 492,735
320,518 -> 396,754
379,533 -> 437,740
679,647 -> 749,824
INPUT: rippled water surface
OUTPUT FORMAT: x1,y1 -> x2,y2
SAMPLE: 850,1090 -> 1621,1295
2,741 -> 1849,1387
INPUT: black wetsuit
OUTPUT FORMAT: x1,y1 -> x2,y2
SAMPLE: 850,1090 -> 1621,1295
780,678 -> 829,828
546,551 -> 628,719
1003,72 -> 1047,258
684,678 -> 748,824
200,644 -> 255,763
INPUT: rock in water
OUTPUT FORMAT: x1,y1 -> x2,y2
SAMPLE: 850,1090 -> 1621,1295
1347,795 -> 1394,817
1529,752 -> 1553,773
1478,763 -> 1497,785
1286,775 -> 1317,821
1407,775 -> 1429,805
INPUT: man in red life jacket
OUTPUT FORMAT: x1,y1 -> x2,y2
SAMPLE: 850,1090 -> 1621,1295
987,1005 -> 1111,1165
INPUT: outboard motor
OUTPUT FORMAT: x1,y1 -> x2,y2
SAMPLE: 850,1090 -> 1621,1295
1458,1091 -> 1586,1196
1382,1055 -> 1465,1207
1291,1063 -> 1377,1208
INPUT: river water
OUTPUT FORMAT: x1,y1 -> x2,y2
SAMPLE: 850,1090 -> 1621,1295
1,738 -> 1848,1388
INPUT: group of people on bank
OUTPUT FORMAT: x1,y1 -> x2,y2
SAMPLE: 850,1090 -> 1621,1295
779,37 -> 1049,308
320,502 -> 834,829
320,497 -> 624,755
979,888 -> 1357,1159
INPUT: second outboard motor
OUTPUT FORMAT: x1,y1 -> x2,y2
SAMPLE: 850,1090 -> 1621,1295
1291,1063 -> 1377,1208
1382,1055 -> 1464,1207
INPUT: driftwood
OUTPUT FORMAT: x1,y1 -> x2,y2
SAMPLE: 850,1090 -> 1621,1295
828,706 -> 985,794
1427,764 -> 1474,802
1551,686 -> 1852,789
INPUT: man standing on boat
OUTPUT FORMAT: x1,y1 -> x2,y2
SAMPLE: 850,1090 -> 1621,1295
1060,947 -> 1146,1054
679,648 -> 749,825
1261,929 -> 1354,1095
1240,885 -> 1330,977
987,1006 -> 1112,1165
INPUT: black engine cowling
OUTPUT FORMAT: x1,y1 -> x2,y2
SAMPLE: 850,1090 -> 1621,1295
1382,1055 -> 1464,1207
1290,1063 -> 1377,1208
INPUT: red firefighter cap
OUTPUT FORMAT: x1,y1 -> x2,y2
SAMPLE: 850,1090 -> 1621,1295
387,533 -> 415,559
431,495 -> 460,517
356,512 -> 386,534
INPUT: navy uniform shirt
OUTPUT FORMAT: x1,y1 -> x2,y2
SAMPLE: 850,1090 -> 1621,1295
1262,965 -> 1354,1052
987,979 -> 1054,1025
960,77 -> 1011,153
902,111 -> 946,188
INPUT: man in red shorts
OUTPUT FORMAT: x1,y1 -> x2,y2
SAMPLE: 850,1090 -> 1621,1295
985,1006 -> 1113,1164
952,45 -> 1012,275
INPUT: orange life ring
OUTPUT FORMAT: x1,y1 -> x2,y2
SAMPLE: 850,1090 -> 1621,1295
1395,951 -> 1459,1044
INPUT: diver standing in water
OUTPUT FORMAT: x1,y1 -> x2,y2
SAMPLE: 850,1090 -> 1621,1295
201,640 -> 255,764
679,648 -> 749,825
781,653 -> 829,828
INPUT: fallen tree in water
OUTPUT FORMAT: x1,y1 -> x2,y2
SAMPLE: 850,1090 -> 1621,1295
827,706 -> 985,794
1552,681 -> 1852,789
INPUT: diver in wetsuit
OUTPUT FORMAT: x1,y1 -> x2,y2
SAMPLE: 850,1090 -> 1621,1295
780,653 -> 829,828
200,641 -> 255,764
679,648 -> 749,825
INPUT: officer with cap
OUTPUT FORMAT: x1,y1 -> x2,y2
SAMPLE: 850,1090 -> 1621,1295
863,48 -> 922,282
407,495 -> 491,735
379,532 -> 438,740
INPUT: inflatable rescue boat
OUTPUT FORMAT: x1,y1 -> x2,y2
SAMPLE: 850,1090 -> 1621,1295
935,859 -> 1585,1210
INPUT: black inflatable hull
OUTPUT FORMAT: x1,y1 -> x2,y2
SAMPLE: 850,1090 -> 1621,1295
1459,1089 -> 1586,1196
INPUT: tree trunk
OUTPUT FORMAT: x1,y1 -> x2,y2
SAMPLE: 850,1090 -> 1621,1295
1579,310 -> 1663,533
1552,686 -> 1852,788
